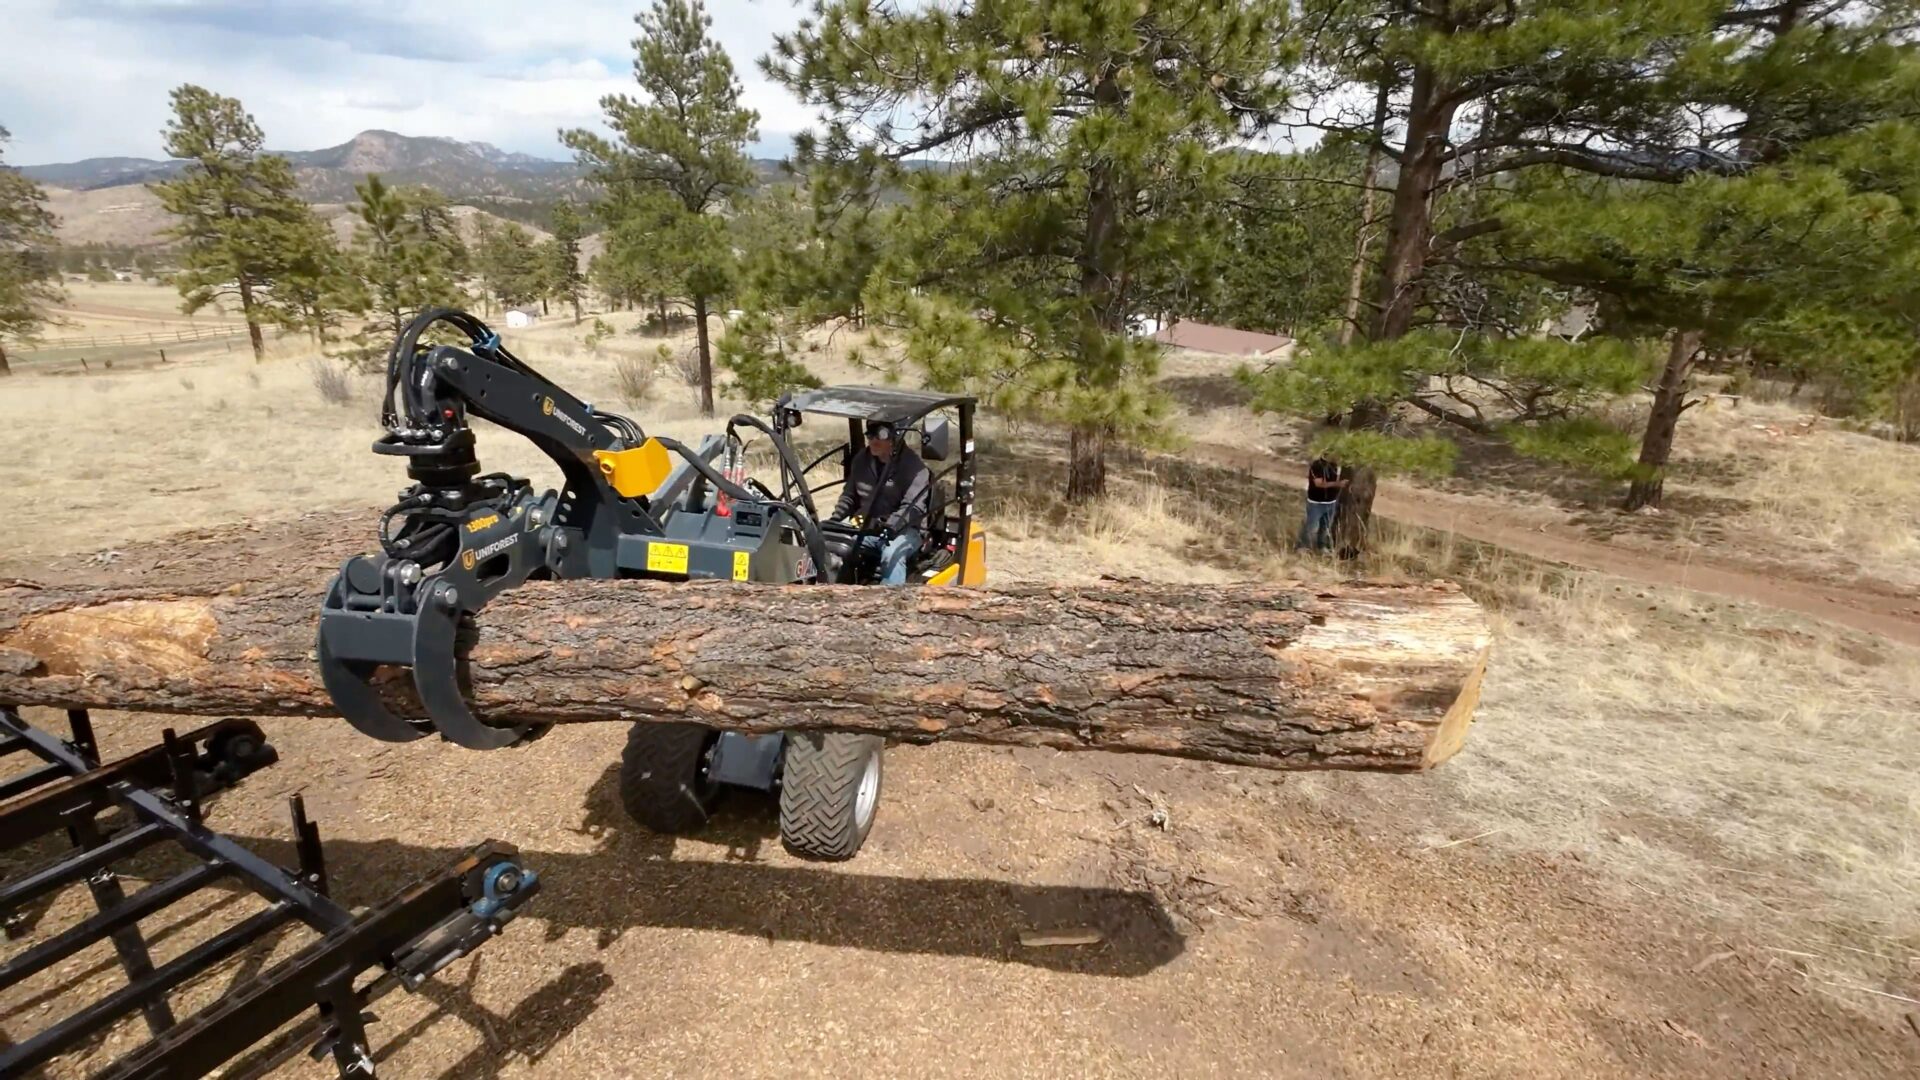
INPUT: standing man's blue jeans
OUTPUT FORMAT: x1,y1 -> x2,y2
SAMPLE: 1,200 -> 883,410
857,528 -> 922,585
1298,501 -> 1337,552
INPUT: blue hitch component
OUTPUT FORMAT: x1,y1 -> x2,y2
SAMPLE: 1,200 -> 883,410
470,860 -> 538,921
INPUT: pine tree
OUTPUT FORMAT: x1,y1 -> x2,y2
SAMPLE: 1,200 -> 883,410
769,0 -> 1291,499
1242,0 -> 1920,540
0,125 -> 62,377
405,186 -> 469,280
347,175 -> 465,337
588,247 -> 647,312
475,220 -> 543,312
593,187 -> 737,337
1193,148 -> 1367,337
470,215 -> 500,315
1490,122 -> 1920,508
563,0 -> 759,416
150,85 -> 326,361
277,213 -> 354,345
712,181 -> 873,399
544,202 -> 587,323
714,308 -> 824,405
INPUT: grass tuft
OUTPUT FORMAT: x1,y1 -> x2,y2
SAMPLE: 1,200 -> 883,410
612,353 -> 656,405
308,359 -> 354,406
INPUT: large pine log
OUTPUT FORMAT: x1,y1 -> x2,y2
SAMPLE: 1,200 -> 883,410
0,573 -> 1490,772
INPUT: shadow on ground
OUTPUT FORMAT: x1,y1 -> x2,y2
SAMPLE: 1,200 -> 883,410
0,757 -> 1181,1078
242,760 -> 1184,979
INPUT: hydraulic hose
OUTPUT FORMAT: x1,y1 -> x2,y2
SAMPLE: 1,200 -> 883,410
652,435 -> 832,583
724,413 -> 823,524
383,307 -> 580,435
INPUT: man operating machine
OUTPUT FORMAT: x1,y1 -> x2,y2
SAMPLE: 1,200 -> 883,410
830,419 -> 933,586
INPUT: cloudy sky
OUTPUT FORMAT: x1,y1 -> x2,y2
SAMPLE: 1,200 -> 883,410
0,0 -> 817,164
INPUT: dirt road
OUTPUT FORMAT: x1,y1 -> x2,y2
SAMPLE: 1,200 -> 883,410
1201,443 -> 1920,648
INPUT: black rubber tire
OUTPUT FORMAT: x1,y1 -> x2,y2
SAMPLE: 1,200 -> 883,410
619,723 -> 722,834
209,728 -> 265,768
779,732 -> 883,860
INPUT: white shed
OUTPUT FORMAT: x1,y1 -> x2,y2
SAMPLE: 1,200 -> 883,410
504,305 -> 541,329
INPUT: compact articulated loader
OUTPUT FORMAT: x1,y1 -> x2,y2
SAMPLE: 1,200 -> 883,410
315,308 -> 986,858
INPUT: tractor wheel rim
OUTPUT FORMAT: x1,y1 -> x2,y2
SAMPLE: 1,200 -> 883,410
854,751 -> 880,828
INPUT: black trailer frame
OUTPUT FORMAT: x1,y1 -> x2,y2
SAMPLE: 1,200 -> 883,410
0,706 -> 539,1078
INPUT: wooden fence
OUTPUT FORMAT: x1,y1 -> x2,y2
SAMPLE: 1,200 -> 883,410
18,324 -> 253,352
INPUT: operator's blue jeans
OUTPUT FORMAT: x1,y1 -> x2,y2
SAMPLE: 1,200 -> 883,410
857,529 -> 922,585
1298,501 -> 1337,552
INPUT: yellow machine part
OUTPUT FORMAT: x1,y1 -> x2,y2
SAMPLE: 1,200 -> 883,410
925,521 -> 988,587
961,520 -> 988,585
594,439 -> 674,499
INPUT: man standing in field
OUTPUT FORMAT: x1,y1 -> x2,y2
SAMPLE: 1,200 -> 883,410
1298,451 -> 1345,552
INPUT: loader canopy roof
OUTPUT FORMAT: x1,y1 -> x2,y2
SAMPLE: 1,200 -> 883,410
786,385 -> 974,425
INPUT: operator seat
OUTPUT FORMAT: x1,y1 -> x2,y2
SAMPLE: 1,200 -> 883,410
908,417 -> 956,575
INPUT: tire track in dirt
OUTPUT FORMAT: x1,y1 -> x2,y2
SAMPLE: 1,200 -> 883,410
1198,443 -> 1920,648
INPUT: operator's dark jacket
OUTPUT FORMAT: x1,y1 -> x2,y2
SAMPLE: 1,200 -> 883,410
831,447 -> 932,535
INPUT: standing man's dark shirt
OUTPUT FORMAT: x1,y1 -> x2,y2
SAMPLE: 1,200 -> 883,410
1307,457 -> 1342,504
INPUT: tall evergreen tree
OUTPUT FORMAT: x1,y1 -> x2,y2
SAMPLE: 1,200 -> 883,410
475,220 -> 544,312
150,85 -> 325,361
405,186 -> 469,279
769,0 -> 1292,499
588,246 -> 649,313
564,0 -> 759,415
592,186 -> 737,333
470,215 -> 501,315
1488,122 -> 1920,508
277,213 -> 354,345
542,202 -> 588,323
0,124 -> 61,377
347,175 -> 466,337
1195,148 -> 1366,338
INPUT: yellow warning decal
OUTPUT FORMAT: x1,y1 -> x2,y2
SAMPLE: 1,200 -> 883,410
646,542 -> 689,575
732,551 -> 750,581
465,513 -> 501,533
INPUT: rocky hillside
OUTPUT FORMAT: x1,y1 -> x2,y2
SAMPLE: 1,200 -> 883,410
29,129 -> 797,251
23,130 -> 583,202
43,184 -> 555,251
23,129 -> 790,203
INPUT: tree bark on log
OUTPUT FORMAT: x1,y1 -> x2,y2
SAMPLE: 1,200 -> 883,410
0,576 -> 1490,773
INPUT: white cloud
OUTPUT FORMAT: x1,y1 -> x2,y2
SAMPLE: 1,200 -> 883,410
0,0 -> 816,164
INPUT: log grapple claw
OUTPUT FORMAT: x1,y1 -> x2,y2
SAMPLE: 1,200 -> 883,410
316,497 -> 552,752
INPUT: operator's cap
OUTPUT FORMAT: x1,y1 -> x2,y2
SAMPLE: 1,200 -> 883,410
865,420 -> 896,441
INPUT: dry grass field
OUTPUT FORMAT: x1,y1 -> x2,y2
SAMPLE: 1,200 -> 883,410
2,293 -> 1918,1077
1672,399 -> 1920,592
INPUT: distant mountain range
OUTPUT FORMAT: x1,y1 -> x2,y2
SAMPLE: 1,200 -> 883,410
20,129 -> 789,203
